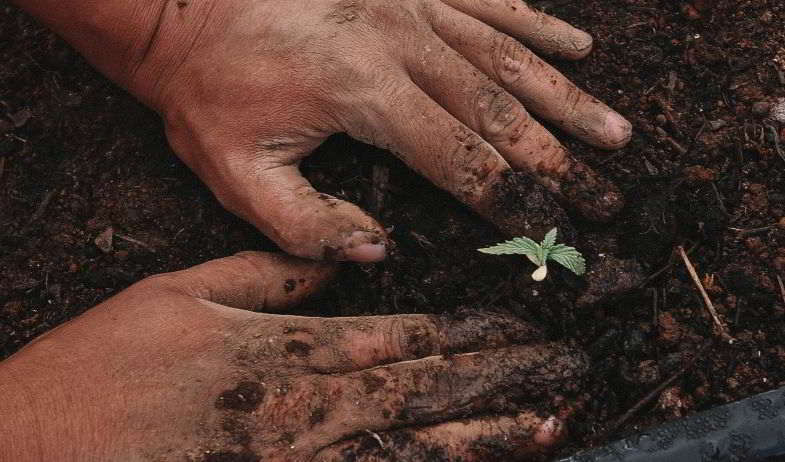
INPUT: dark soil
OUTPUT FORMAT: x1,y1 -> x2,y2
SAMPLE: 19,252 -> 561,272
2,0 -> 785,458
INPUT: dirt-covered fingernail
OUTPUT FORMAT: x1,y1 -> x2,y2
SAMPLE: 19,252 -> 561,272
603,112 -> 632,148
533,416 -> 565,447
343,231 -> 386,262
572,30 -> 593,54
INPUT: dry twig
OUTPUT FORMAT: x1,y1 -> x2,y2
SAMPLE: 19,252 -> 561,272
777,275 -> 785,306
115,233 -> 156,253
728,224 -> 778,236
766,124 -> 785,163
604,341 -> 711,436
677,246 -> 734,343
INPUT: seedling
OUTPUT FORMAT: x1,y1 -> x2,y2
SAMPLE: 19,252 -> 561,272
477,228 -> 585,281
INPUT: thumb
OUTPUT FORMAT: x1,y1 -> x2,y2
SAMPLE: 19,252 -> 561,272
167,120 -> 389,262
204,141 -> 389,262
150,251 -> 335,312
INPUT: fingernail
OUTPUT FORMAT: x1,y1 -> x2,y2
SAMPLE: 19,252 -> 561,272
343,231 -> 386,262
572,30 -> 594,53
533,416 -> 565,447
604,112 -> 633,147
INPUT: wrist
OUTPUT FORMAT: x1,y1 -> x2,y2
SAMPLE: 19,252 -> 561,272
123,0 -> 221,110
0,340 -> 120,461
10,0 -> 217,111
10,0 -> 163,83
0,361 -> 54,461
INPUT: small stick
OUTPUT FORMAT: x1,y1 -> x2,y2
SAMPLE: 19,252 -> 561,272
710,182 -> 730,217
777,275 -> 785,306
24,189 -> 56,230
666,136 -> 688,155
605,341 -> 711,436
773,61 -> 785,86
766,124 -> 785,163
640,242 -> 699,287
649,287 -> 659,326
115,233 -> 156,253
678,246 -> 734,343
728,224 -> 778,236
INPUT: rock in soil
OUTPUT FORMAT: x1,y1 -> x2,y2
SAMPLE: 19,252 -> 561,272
94,227 -> 114,253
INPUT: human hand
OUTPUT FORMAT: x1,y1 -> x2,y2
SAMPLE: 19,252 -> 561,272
119,0 -> 631,261
0,252 -> 587,461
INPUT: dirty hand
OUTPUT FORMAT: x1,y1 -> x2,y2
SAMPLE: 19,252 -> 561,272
0,252 -> 587,461
16,0 -> 631,261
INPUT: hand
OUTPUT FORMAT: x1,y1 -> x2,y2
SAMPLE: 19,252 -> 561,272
0,252 -> 587,461
119,0 -> 631,261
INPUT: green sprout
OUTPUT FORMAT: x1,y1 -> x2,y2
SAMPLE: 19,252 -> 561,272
477,228 -> 585,281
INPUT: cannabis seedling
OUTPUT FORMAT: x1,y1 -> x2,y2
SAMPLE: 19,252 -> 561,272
477,228 -> 585,281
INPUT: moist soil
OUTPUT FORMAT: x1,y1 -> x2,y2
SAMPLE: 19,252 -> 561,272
2,0 -> 785,459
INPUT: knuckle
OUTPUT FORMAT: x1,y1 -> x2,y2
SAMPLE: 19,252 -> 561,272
447,127 -> 505,204
340,72 -> 403,147
133,272 -> 182,293
557,83 -> 586,123
474,84 -> 533,145
325,0 -> 422,35
331,55 -> 401,108
258,377 -> 338,430
491,34 -> 534,87
529,3 -> 548,33
325,0 -> 367,25
385,316 -> 439,361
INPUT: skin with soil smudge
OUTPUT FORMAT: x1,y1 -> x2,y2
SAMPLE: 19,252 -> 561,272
2,0 -> 785,459
167,301 -> 586,460
43,256 -> 580,462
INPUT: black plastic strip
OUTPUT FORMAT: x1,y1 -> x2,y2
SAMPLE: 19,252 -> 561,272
557,386 -> 785,462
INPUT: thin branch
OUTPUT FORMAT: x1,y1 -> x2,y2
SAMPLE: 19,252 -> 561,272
728,224 -> 778,236
604,341 -> 712,436
677,246 -> 734,343
115,233 -> 156,253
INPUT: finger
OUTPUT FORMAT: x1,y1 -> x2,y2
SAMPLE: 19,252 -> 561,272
329,343 -> 587,431
438,0 -> 594,60
256,311 -> 543,373
350,77 -> 574,236
146,251 -> 334,311
329,311 -> 543,370
402,36 -> 623,221
216,154 -> 388,262
315,412 -> 566,461
428,5 -> 632,150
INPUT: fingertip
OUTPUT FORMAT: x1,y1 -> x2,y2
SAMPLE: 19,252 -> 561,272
602,112 -> 633,149
533,416 -> 566,447
334,230 -> 388,262
567,29 -> 594,59
343,241 -> 387,262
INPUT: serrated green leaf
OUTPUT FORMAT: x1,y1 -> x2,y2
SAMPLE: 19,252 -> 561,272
479,232 -> 585,278
548,244 -> 586,275
478,237 -> 542,264
542,228 -> 558,249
